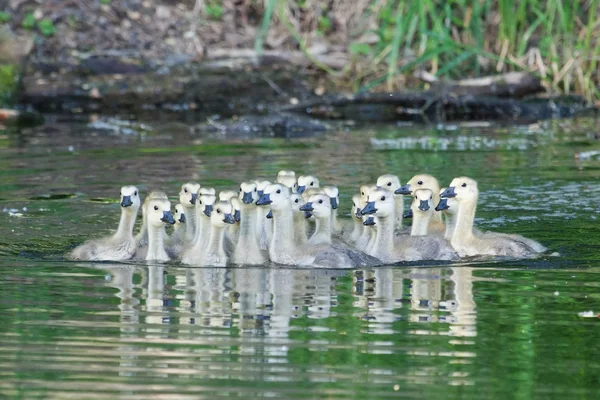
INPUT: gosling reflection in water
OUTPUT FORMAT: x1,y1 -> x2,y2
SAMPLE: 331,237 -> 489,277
85,264 -> 478,387
353,267 -> 477,339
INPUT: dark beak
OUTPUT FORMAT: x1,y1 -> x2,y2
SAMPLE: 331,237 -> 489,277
297,185 -> 306,194
242,191 -> 253,204
418,200 -> 430,211
190,193 -> 198,205
120,195 -> 133,207
403,209 -> 413,219
203,204 -> 213,217
363,216 -> 376,226
440,187 -> 456,198
178,213 -> 186,223
299,202 -> 313,212
360,201 -> 377,215
435,198 -> 449,211
304,211 -> 312,219
330,197 -> 338,210
256,193 -> 272,206
223,213 -> 235,224
234,209 -> 241,222
395,184 -> 411,195
355,208 -> 362,219
161,211 -> 176,224
266,210 -> 273,219
257,190 -> 264,197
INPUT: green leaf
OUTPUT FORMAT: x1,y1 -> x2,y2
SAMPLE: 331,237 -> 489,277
0,11 -> 11,23
37,19 -> 56,37
349,42 -> 371,56
21,13 -> 35,29
206,4 -> 223,20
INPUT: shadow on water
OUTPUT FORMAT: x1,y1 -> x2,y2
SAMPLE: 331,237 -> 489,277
1,115 -> 600,398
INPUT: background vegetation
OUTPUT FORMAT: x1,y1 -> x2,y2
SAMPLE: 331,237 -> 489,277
1,0 -> 600,104
251,0 -> 600,99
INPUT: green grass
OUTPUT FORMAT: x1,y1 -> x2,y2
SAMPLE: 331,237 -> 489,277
251,0 -> 600,101
0,64 -> 17,106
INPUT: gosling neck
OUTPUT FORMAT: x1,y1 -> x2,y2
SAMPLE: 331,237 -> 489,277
394,194 -> 404,229
444,211 -> 457,240
193,204 -> 203,243
351,218 -> 362,241
239,204 -> 257,238
373,213 -> 395,259
184,205 -> 197,241
432,192 -> 444,224
135,207 -> 148,241
452,197 -> 477,247
207,225 -> 226,257
271,205 -> 294,253
115,206 -> 138,240
147,223 -> 169,261
313,214 -> 332,244
293,213 -> 308,244
331,208 -> 342,232
194,215 -> 211,248
410,209 -> 431,236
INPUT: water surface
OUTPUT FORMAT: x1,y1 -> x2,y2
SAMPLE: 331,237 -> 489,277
1,116 -> 599,398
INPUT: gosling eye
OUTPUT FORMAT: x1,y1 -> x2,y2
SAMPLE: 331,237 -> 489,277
184,188 -> 188,193
361,192 -> 364,196
387,182 -> 391,186
217,209 -> 221,214
276,189 -> 281,194
240,187 -> 243,192
154,205 -> 158,211
418,180 -> 423,185
294,199 -> 299,203
175,209 -> 179,213
318,199 -> 323,204
254,188 -> 257,192
381,196 -> 386,201
199,200 -> 203,205
120,192 -> 122,196
462,183 -> 467,187
310,181 -> 314,186
134,191 -> 137,196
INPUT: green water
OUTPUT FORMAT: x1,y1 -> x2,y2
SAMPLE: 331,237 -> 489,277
1,117 -> 600,399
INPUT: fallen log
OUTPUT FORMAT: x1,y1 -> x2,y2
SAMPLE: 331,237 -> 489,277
415,71 -> 544,98
281,92 -> 592,123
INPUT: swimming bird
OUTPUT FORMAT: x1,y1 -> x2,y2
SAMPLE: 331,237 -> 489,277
257,184 -> 379,268
135,190 -> 168,248
166,203 -> 187,257
232,181 -> 266,265
396,174 -> 445,233
291,193 -> 309,245
179,182 -> 201,244
362,188 -> 457,262
355,184 -> 377,252
349,194 -> 364,244
195,200 -> 236,266
69,186 -> 141,261
297,175 -> 320,195
134,198 -> 176,262
409,189 -> 438,237
322,185 -> 343,234
440,177 -> 546,257
255,179 -> 273,250
377,174 -> 404,233
181,193 -> 216,265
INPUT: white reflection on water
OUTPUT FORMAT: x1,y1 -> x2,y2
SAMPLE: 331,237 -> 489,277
89,263 -> 478,388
